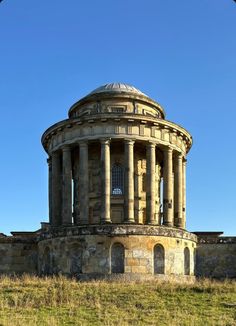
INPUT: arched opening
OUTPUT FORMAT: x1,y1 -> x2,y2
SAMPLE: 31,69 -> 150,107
154,244 -> 165,274
70,244 -> 82,275
112,164 -> 124,195
184,247 -> 190,275
111,243 -> 125,273
42,246 -> 51,275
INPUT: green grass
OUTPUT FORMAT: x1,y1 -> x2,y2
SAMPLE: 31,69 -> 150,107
0,275 -> 235,325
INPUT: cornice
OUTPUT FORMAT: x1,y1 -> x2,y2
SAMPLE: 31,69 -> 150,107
41,113 -> 192,154
68,92 -> 166,119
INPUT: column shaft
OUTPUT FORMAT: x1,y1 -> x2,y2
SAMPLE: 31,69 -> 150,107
62,147 -> 72,225
51,151 -> 61,226
182,158 -> 187,229
73,150 -> 80,225
156,165 -> 161,225
146,143 -> 156,224
124,140 -> 135,223
101,139 -> 111,223
47,157 -> 52,225
79,142 -> 89,224
175,153 -> 183,228
163,148 -> 174,226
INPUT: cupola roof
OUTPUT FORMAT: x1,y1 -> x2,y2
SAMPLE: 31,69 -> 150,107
89,83 -> 147,97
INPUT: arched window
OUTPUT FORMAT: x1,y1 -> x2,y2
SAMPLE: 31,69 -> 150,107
112,164 -> 124,195
111,243 -> 125,273
154,244 -> 165,274
184,247 -> 190,275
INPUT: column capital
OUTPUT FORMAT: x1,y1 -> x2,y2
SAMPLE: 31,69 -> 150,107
164,147 -> 173,153
52,150 -> 60,157
62,145 -> 71,152
100,138 -> 111,145
124,139 -> 135,145
78,140 -> 88,147
147,141 -> 156,148
176,152 -> 183,160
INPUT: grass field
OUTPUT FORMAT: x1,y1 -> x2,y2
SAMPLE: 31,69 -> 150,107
0,275 -> 235,326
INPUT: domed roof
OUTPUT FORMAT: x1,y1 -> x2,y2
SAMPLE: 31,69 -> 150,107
89,83 -> 148,97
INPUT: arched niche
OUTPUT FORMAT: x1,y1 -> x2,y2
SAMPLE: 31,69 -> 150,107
42,246 -> 51,275
154,244 -> 165,274
69,244 -> 83,275
184,247 -> 190,275
111,242 -> 125,273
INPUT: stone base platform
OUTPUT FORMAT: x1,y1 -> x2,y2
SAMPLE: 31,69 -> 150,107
38,224 -> 197,279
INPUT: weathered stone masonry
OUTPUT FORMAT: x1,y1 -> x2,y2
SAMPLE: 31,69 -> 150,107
0,83 -> 235,279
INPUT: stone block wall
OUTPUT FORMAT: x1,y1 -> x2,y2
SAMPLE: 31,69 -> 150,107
196,236 -> 236,278
38,225 -> 197,279
0,235 -> 38,275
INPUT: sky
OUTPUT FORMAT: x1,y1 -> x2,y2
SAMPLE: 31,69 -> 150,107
0,0 -> 235,235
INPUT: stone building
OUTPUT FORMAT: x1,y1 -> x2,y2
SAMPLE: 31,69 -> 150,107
0,83 -> 235,279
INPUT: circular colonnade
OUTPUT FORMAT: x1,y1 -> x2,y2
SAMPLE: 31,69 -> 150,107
40,83 -> 196,279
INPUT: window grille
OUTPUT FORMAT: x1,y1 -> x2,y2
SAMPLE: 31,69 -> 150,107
112,164 -> 124,195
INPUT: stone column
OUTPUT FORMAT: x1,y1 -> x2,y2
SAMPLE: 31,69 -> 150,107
146,142 -> 156,224
163,147 -> 174,226
124,140 -> 135,223
182,158 -> 187,229
47,157 -> 52,225
156,164 -> 161,225
101,139 -> 111,223
51,151 -> 61,226
79,141 -> 89,224
73,149 -> 80,225
174,153 -> 183,228
62,146 -> 72,225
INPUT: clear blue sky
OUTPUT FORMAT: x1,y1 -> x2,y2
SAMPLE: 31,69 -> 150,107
0,1 -> 235,235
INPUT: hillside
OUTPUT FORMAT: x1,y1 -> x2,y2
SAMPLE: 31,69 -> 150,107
0,276 -> 235,325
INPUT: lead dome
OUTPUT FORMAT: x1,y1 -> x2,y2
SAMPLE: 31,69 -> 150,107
89,83 -> 148,96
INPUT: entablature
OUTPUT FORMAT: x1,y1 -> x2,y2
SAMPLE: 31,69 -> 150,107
42,114 -> 192,155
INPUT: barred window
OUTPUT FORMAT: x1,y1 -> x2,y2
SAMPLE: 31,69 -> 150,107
112,164 -> 124,195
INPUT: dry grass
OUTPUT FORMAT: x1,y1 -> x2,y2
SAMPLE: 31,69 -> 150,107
0,275 -> 235,325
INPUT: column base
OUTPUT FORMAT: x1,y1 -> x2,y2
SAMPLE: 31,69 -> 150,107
163,222 -> 173,227
80,220 -> 89,225
123,220 -> 135,224
101,220 -> 112,224
62,223 -> 73,227
148,221 -> 158,225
